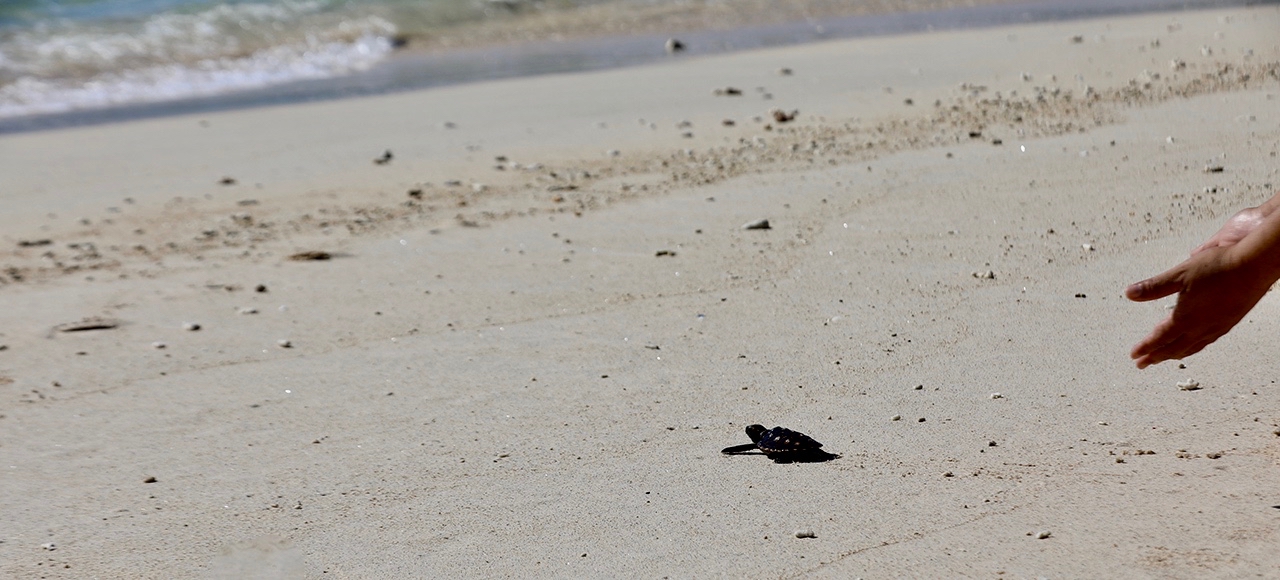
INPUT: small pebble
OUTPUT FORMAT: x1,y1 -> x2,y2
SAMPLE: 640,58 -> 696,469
777,67 -> 793,76
1035,530 -> 1052,539
665,38 -> 685,53
990,392 -> 1004,399
277,339 -> 293,349
238,307 -> 258,315
151,341 -> 166,350
794,529 -> 816,539
1082,243 -> 1094,251
891,415 -> 902,421
742,218 -> 771,230
1177,379 -> 1201,391
182,322 -> 201,331
41,542 -> 56,551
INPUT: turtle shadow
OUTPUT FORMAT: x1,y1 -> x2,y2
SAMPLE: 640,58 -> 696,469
721,446 -> 840,464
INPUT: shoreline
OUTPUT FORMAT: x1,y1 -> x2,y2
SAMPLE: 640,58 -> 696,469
0,0 -> 1266,135
1,5 -> 1279,577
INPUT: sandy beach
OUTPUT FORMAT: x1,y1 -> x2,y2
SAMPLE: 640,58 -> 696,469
2,5 -> 1279,578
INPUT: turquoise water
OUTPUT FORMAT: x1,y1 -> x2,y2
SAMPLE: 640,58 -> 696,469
0,0 -> 586,118
0,0 -> 1267,128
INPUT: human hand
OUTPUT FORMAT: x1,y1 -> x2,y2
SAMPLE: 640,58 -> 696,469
1191,206 -> 1265,255
1125,244 -> 1273,368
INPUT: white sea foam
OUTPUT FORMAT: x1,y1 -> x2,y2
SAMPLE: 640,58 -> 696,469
0,1 -> 397,118
0,32 -> 393,118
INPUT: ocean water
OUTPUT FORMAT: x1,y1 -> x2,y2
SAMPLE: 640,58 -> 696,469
0,0 -> 435,118
0,0 -> 1266,131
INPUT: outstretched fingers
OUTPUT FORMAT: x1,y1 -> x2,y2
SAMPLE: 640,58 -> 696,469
1125,268 -> 1184,302
1134,331 -> 1221,369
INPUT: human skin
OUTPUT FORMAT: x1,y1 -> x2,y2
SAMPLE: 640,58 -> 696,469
1126,193 -> 1280,368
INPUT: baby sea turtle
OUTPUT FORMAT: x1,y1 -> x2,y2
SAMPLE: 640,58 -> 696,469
721,424 -> 838,463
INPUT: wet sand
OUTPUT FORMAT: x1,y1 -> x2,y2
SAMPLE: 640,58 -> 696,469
1,5 -> 1279,577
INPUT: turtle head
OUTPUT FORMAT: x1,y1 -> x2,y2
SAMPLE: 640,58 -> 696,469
745,424 -> 767,444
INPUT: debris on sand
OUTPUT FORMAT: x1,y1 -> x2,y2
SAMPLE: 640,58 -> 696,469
53,317 -> 122,334
288,251 -> 332,261
742,219 -> 771,230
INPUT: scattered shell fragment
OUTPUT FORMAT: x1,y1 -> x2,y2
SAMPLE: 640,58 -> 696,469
1082,243 -> 1094,251
972,270 -> 996,280
41,542 -> 56,551
151,341 -> 166,350
891,415 -> 902,421
990,393 -> 1004,399
54,317 -> 122,334
794,529 -> 816,539
1035,530 -> 1052,539
1170,59 -> 1186,70
288,251 -> 332,261
373,150 -> 393,165
1177,379 -> 1201,391
277,339 -> 293,349
665,38 -> 685,53
1203,165 -> 1224,173
742,218 -> 771,230
770,109 -> 797,123
238,307 -> 258,315
182,322 -> 201,331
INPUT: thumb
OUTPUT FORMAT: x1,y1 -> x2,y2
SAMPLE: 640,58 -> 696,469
1125,269 -> 1183,302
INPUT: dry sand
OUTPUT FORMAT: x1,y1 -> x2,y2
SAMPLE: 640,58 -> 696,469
2,6 -> 1279,578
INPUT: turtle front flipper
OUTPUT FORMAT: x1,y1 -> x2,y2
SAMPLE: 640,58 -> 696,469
721,443 -> 760,454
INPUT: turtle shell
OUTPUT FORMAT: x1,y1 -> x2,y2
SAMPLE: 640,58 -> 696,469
747,424 -> 823,454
